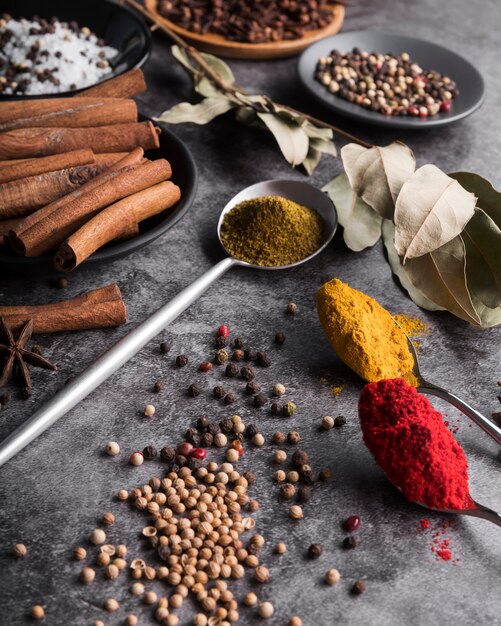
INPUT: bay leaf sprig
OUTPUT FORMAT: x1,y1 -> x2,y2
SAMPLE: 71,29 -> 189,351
324,142 -> 501,327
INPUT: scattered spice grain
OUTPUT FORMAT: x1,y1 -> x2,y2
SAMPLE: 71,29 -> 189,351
272,431 -> 286,445
246,380 -> 260,395
213,385 -> 226,399
273,383 -> 285,396
176,354 -> 188,367
254,565 -> 270,583
292,450 -> 308,466
188,383 -> 201,397
225,363 -> 240,377
274,450 -> 287,463
199,361 -> 213,372
275,542 -> 287,554
153,380 -> 164,393
243,592 -> 258,607
102,512 -> 115,526
289,618 -> 302,626
254,393 -> 267,407
283,401 -> 297,417
144,404 -> 155,417
252,433 -> 265,447
258,602 -> 274,618
343,536 -> 358,550
334,415 -> 346,427
90,528 -> 106,545
351,579 -> 366,595
13,543 -> 27,558
73,546 -> 86,561
344,515 -> 361,532
274,331 -> 286,344
159,341 -> 172,354
105,441 -> 120,456
80,567 -> 96,583
322,415 -> 335,430
104,598 -> 120,612
31,605 -> 45,620
215,349 -> 229,364
142,445 -> 157,460
308,543 -> 323,559
129,451 -> 144,466
325,569 -> 341,585
286,302 -> 298,314
289,505 -> 304,519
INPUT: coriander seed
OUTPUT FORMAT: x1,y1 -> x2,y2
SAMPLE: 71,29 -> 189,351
289,617 -> 302,626
106,564 -> 119,579
243,592 -> 258,606
105,441 -> 120,456
254,565 -> 270,583
90,528 -> 106,545
102,512 -> 115,526
322,415 -> 335,430
275,542 -> 287,554
258,602 -> 274,618
104,597 -> 120,612
31,605 -> 45,620
144,590 -> 157,604
73,546 -> 87,561
118,489 -> 129,501
289,504 -> 304,519
325,568 -> 341,585
13,543 -> 27,558
130,582 -> 144,595
125,616 -> 138,626
280,483 -> 296,499
273,383 -> 285,396
80,567 -> 96,583
144,404 -> 155,417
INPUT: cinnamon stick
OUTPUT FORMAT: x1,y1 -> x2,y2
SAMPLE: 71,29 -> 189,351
0,99 -> 138,131
9,148 -> 145,245
0,217 -> 21,246
0,149 -> 95,183
78,68 -> 147,98
16,158 -> 172,256
0,164 -> 109,219
0,284 -> 127,333
0,121 -> 160,159
54,181 -> 181,271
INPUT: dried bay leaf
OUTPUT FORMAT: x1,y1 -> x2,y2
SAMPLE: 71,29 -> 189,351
323,174 -> 382,251
382,220 -> 445,311
470,298 -> 501,328
155,97 -> 236,124
461,208 -> 501,308
394,164 -> 476,261
257,112 -> 309,166
403,237 -> 480,325
341,142 -> 416,219
450,171 -> 501,228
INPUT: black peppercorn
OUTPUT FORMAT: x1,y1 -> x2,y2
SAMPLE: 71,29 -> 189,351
207,422 -> 221,436
232,349 -> 244,361
244,348 -> 256,361
153,380 -> 164,393
213,385 -> 226,399
219,418 -> 233,433
247,542 -> 260,556
243,470 -> 256,484
215,335 -> 227,348
55,276 -> 68,289
148,535 -> 159,549
185,427 -> 199,443
142,445 -> 157,460
271,402 -> 282,415
176,354 -> 188,367
20,387 -> 31,400
160,446 -> 175,462
200,432 -> 213,447
274,331 -> 286,344
319,467 -> 333,482
245,424 -> 259,439
297,485 -> 312,503
256,351 -> 271,367
224,392 -> 236,405
197,415 -> 209,429
160,341 -> 172,354
307,543 -> 323,559
287,431 -> 301,444
188,383 -> 201,397
272,431 -> 286,445
233,336 -> 244,349
292,449 -> 309,466
225,362 -> 240,377
254,393 -> 267,408
157,545 -> 171,561
240,366 -> 255,381
286,302 -> 298,314
187,457 -> 201,471
174,454 -> 187,467
301,469 -> 317,485
343,536 -> 357,550
334,415 -> 346,427
149,476 -> 161,491
245,380 -> 260,395
351,580 -> 366,595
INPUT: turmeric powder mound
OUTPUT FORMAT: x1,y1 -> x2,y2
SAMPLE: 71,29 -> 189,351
317,279 -> 418,386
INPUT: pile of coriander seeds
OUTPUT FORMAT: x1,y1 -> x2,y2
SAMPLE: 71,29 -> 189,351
314,47 -> 459,117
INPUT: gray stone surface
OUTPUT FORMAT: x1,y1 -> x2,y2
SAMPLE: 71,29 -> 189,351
0,0 -> 500,624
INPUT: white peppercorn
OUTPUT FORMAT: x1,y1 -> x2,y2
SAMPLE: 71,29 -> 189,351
144,404 -> 155,417
90,528 -> 106,545
105,441 -> 120,456
325,568 -> 341,585
258,602 -> 274,618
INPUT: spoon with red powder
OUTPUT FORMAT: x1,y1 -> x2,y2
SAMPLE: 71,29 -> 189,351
359,378 -> 501,527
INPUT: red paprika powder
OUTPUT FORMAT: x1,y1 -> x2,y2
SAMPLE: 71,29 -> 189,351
359,378 -> 474,511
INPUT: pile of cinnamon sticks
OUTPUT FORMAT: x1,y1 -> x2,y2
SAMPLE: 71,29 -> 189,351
0,68 -> 182,271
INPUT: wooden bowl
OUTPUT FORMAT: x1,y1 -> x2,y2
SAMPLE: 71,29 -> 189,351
144,0 -> 345,60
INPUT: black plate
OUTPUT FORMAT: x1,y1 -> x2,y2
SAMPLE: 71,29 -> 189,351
0,122 -> 198,272
298,31 -> 486,129
0,0 -> 151,99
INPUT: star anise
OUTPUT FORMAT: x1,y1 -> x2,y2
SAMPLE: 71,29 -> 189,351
0,317 -> 56,391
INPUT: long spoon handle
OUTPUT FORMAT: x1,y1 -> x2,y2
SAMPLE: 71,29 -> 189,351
419,385 -> 501,445
0,257 -> 237,468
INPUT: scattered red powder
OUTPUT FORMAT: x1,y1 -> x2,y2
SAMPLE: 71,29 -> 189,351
359,378 -> 475,511
422,519 -> 460,564
420,519 -> 431,529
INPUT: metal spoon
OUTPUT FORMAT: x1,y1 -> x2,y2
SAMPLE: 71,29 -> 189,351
398,322 -> 501,445
0,180 -> 337,467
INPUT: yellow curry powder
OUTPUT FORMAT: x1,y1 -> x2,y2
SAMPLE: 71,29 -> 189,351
317,279 -> 418,386
393,313 -> 429,338
220,195 -> 324,267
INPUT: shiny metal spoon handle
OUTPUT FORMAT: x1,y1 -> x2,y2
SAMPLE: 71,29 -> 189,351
0,257 -> 237,468
468,502 -> 501,527
419,384 -> 501,445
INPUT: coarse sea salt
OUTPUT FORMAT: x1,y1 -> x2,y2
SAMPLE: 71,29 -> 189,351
0,16 -> 118,95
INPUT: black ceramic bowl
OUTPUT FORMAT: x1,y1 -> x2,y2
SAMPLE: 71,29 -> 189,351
0,122 -> 198,273
0,0 -> 151,99
298,31 -> 486,129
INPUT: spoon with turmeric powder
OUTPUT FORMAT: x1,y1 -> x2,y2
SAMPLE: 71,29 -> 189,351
0,180 -> 337,467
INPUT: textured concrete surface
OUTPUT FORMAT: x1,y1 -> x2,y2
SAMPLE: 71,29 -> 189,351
0,1 -> 500,624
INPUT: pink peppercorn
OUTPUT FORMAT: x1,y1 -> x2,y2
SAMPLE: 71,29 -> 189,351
129,451 -> 144,466
344,515 -> 361,532
440,101 -> 451,112
199,361 -> 213,372
177,442 -> 194,457
217,325 -> 230,338
192,448 -> 207,460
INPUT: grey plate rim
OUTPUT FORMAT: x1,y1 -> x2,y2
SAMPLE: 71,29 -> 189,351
298,30 -> 486,129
